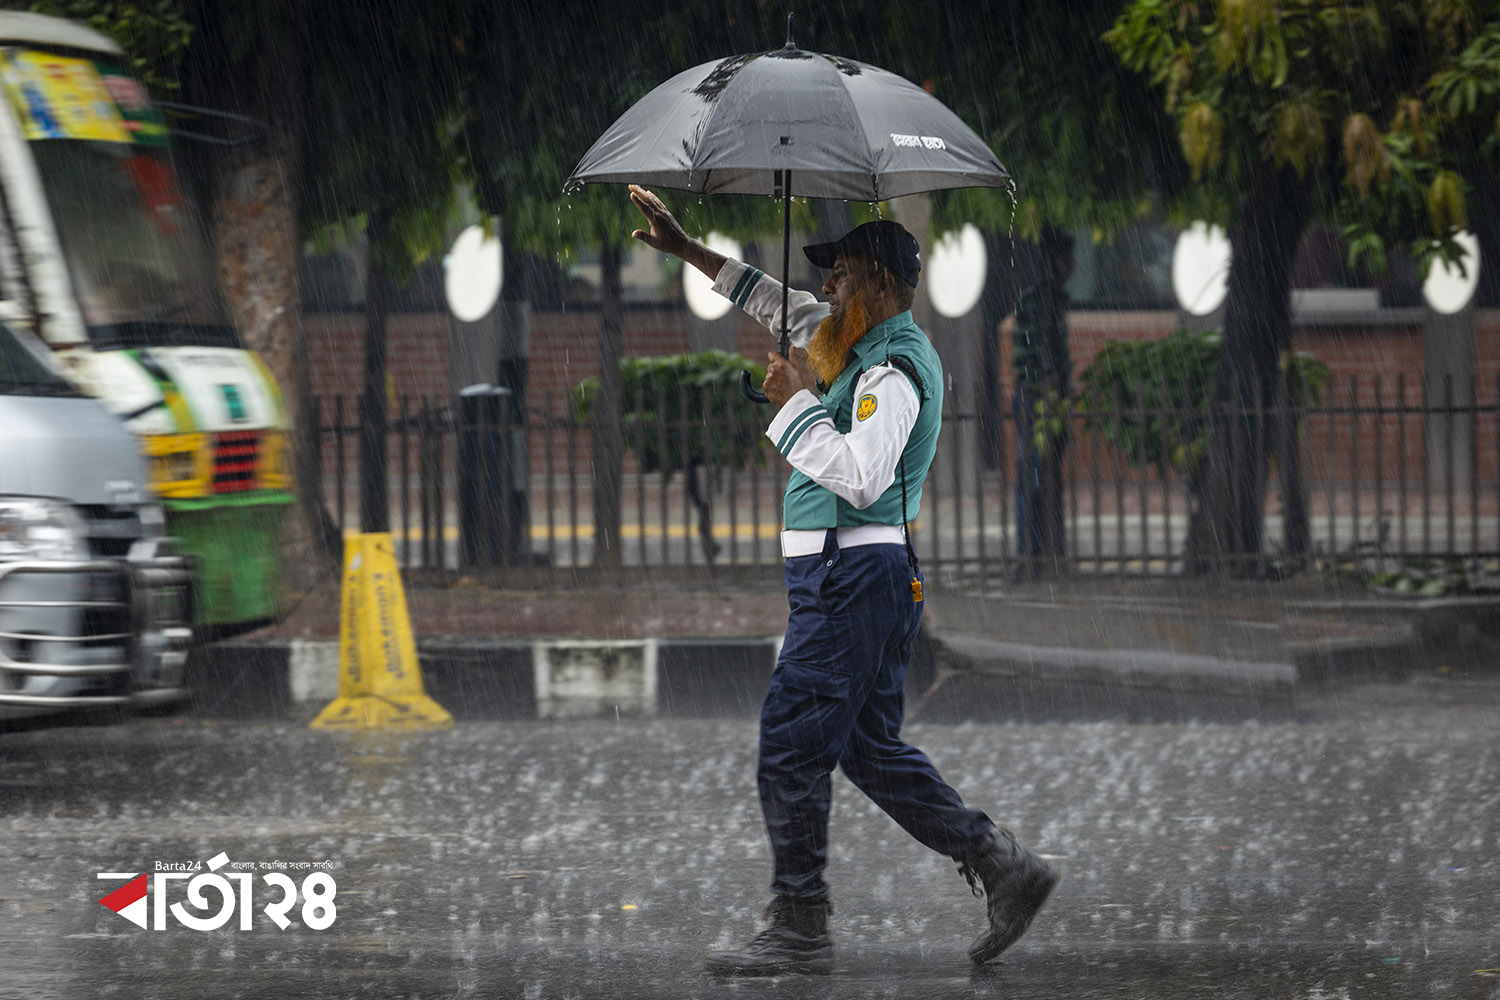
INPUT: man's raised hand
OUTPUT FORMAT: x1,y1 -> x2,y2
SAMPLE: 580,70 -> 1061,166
629,184 -> 688,257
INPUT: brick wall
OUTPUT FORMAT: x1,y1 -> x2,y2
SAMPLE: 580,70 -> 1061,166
305,309 -> 696,411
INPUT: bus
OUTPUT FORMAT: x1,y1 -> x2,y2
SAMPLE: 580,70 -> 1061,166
0,13 -> 290,632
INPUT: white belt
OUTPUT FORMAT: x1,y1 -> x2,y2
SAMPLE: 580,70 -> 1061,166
780,524 -> 906,559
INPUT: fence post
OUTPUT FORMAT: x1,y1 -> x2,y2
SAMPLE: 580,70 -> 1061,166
678,381 -> 691,567
418,399 -> 430,569
1373,377 -> 1384,565
1134,383 -> 1148,573
1446,374 -> 1457,554
1469,373 -> 1479,557
334,395 -> 346,537
1155,377 -> 1173,574
1227,379 -> 1245,576
1277,368 -> 1309,565
544,392 -> 557,570
1398,374 -> 1409,560
1349,375 -> 1361,566
400,394 -> 411,568
434,399 -> 448,573
722,383 -> 739,568
1111,383 -> 1126,576
311,394 -> 325,541
974,403 -> 989,582
635,381 -> 649,568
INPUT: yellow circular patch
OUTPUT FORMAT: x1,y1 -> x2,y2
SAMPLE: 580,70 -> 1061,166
856,393 -> 878,421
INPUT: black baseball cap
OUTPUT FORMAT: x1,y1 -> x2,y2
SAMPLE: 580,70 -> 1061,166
804,220 -> 921,288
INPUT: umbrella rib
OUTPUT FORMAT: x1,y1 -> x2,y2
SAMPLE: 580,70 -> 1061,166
823,56 -> 880,204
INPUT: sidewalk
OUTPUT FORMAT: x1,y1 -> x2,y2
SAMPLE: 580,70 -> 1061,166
188,569 -> 1500,722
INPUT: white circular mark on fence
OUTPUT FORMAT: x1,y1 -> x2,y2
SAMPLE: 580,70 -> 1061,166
445,225 -> 504,323
1172,221 -> 1232,316
928,224 -> 987,319
1423,230 -> 1481,315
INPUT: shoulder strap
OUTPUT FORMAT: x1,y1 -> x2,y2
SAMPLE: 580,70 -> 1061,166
857,353 -> 926,401
884,353 -> 926,399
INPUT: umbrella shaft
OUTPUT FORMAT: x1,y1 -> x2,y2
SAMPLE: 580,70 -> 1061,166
779,169 -> 791,358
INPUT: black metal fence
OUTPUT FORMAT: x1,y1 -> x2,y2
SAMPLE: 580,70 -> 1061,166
316,374 -> 1500,582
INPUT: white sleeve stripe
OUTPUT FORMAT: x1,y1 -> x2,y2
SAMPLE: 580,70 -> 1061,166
776,403 -> 830,452
730,267 -> 763,307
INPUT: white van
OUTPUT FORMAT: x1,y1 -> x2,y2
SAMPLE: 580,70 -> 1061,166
0,319 -> 190,720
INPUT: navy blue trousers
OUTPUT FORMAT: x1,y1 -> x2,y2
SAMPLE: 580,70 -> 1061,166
759,532 -> 993,899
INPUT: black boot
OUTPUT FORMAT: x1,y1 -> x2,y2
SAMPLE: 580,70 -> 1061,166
704,895 -> 834,976
957,827 -> 1058,965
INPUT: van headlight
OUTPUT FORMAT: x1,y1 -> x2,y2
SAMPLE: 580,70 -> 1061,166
0,497 -> 90,562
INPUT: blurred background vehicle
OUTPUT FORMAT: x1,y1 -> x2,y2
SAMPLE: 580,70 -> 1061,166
0,316 -> 191,722
0,12 -> 290,636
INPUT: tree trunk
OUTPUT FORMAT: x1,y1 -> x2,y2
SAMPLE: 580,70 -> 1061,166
208,132 -> 338,587
979,231 -> 1014,470
1276,372 -> 1311,564
592,241 -> 624,569
359,212 -> 391,534
1464,151 -> 1500,309
182,1 -> 337,591
498,228 -> 532,564
1186,164 -> 1311,575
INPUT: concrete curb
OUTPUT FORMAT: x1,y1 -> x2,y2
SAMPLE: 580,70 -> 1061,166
933,633 -> 1299,691
183,594 -> 1496,722
187,627 -> 1329,725
186,636 -> 784,721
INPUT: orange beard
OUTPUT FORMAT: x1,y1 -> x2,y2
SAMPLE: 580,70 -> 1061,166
806,290 -> 873,386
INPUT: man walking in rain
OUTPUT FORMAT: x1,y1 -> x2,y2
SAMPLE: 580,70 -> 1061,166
629,185 -> 1058,976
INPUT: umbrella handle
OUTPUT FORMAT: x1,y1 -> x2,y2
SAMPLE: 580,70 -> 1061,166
739,328 -> 789,405
738,369 -> 769,404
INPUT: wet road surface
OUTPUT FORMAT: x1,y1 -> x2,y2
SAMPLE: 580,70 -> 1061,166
2,678 -> 1499,998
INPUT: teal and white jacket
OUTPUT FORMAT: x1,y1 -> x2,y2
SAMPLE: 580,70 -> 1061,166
711,260 -> 943,531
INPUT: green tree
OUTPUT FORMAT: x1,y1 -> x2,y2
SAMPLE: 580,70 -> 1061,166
1425,18 -> 1500,306
1106,0 -> 1479,573
22,0 -> 191,91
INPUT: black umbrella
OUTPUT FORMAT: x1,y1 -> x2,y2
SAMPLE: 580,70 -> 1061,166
566,17 -> 1010,400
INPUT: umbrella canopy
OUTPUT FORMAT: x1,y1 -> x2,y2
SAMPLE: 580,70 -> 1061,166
566,43 -> 1009,200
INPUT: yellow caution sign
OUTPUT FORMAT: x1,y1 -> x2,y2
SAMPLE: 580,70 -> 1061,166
310,534 -> 452,731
